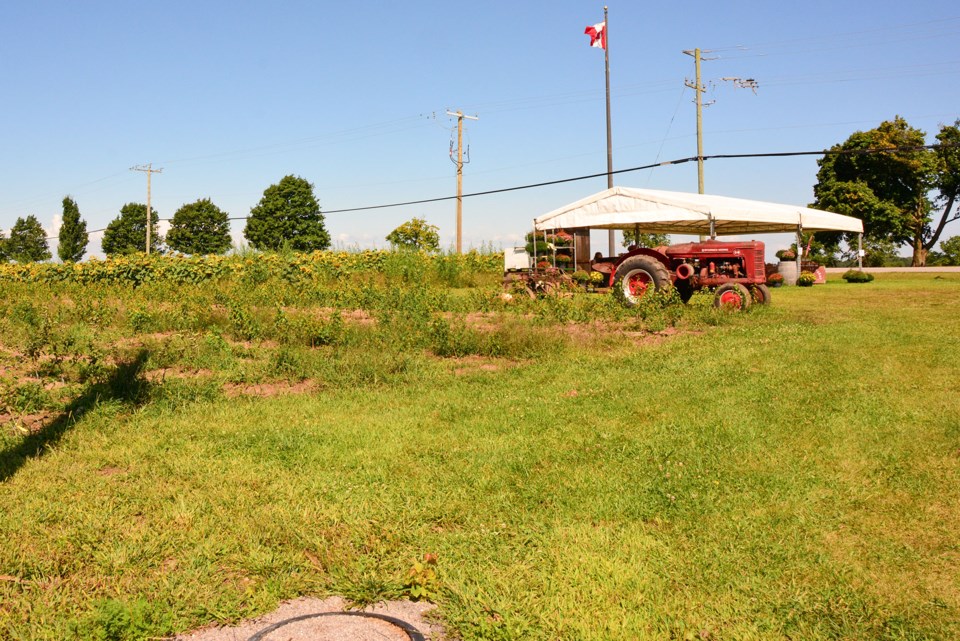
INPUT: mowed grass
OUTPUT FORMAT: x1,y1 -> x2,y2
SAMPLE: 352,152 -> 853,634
1,274 -> 959,640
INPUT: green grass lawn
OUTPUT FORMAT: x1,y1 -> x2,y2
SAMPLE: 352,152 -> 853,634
1,274 -> 959,640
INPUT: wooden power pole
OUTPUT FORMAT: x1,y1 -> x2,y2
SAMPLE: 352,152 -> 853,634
683,48 -> 757,203
447,110 -> 478,254
683,48 -> 708,195
131,163 -> 163,254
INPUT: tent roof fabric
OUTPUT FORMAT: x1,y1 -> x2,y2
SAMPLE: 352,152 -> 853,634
533,187 -> 864,235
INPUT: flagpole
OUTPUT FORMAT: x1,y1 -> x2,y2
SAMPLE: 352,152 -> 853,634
604,5 -> 615,255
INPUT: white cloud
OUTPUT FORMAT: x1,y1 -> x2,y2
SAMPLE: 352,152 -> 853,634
45,214 -> 63,239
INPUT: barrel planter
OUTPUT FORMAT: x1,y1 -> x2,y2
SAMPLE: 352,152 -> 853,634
777,261 -> 798,286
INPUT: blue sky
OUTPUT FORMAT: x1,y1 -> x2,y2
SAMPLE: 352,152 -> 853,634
1,1 -> 958,257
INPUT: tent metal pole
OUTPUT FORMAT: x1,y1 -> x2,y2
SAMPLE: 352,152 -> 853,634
796,226 -> 803,285
531,222 -> 537,271
858,233 -> 863,270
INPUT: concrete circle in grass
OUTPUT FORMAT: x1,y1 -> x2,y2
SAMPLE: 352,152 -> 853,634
247,611 -> 425,641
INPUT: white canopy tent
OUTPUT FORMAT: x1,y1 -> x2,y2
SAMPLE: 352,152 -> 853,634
533,186 -> 865,270
534,186 -> 864,236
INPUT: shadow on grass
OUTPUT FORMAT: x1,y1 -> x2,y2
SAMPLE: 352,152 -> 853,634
0,350 -> 151,483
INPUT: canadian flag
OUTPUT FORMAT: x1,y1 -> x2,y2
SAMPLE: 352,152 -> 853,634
584,22 -> 606,49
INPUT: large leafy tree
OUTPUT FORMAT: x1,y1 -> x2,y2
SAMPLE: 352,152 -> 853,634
940,236 -> 960,265
101,203 -> 162,257
386,217 -> 440,251
622,230 -> 669,249
0,231 -> 7,262
167,198 -> 231,255
932,121 -> 960,250
57,196 -> 88,262
812,117 -> 959,266
7,215 -> 51,263
244,175 -> 330,252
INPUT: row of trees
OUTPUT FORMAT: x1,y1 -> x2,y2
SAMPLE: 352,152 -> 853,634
2,174 -> 447,264
4,121 -> 958,264
0,176 -> 328,262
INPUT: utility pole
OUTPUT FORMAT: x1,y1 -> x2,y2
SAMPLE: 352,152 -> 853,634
447,110 -> 478,254
131,163 -> 162,254
683,48 -> 758,196
683,49 -> 757,239
683,48 -> 711,195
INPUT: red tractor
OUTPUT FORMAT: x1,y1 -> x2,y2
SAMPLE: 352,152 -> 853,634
593,239 -> 771,309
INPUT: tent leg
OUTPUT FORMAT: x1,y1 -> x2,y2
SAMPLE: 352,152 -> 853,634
796,227 -> 802,285
858,233 -> 863,270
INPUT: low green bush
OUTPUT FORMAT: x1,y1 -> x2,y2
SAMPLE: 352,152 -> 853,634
842,269 -> 875,283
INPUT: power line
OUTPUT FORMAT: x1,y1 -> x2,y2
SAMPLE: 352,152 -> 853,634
42,143 -> 959,242
274,144 -> 960,215
706,16 -> 960,57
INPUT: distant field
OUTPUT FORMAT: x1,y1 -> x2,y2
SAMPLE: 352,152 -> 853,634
1,266 -> 958,640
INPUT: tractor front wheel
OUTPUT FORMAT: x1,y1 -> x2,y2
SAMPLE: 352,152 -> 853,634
614,256 -> 671,307
713,283 -> 752,310
750,283 -> 772,305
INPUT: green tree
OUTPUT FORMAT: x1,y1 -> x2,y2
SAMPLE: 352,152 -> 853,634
860,236 -> 904,267
7,215 -> 51,263
621,230 -> 669,249
167,198 -> 231,255
0,230 -> 8,262
812,117 -> 959,266
931,121 -> 960,251
782,232 -> 838,266
940,236 -> 960,265
385,217 -> 440,251
244,175 -> 330,252
101,203 -> 162,257
57,196 -> 88,262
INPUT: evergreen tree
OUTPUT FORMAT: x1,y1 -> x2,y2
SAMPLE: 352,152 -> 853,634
57,196 -> 88,262
244,175 -> 330,252
102,203 -> 162,257
167,198 -> 232,255
7,215 -> 51,263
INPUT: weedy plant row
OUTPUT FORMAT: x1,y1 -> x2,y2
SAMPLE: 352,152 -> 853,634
0,249 -> 725,429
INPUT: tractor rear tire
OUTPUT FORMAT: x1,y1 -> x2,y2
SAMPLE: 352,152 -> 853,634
750,283 -> 772,305
713,283 -> 752,310
614,256 -> 671,307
